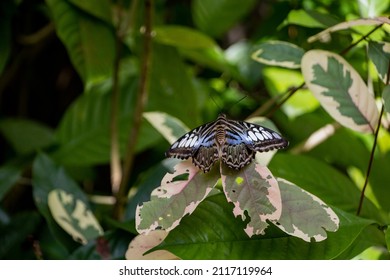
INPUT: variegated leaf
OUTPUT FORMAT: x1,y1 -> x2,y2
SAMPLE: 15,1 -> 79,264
136,160 -> 220,234
275,179 -> 339,242
220,162 -> 282,237
48,189 -> 103,244
126,230 -> 179,260
143,111 -> 189,145
252,41 -> 304,69
368,41 -> 390,84
308,17 -> 390,43
302,50 -> 379,133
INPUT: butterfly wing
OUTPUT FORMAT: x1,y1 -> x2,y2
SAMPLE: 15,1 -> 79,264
192,145 -> 219,173
221,143 -> 255,170
165,121 -> 219,172
228,119 -> 288,152
220,119 -> 288,169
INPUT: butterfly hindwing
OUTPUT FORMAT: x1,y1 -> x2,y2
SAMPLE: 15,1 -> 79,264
221,143 -> 255,170
192,145 -> 219,173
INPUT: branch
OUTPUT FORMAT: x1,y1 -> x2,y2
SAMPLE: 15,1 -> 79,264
110,6 -> 124,195
113,0 -> 154,219
356,58 -> 389,216
356,104 -> 384,216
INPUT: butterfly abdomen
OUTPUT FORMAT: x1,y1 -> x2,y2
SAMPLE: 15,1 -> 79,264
215,125 -> 226,146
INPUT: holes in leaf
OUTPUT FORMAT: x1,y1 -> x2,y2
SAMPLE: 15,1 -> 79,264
171,172 -> 189,182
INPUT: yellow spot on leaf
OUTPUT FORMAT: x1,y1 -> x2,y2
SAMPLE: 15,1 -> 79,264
235,177 -> 244,185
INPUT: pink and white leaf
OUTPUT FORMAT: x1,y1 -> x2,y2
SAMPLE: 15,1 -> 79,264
125,230 -> 179,260
274,178 -> 340,242
136,160 -> 220,234
221,162 -> 282,237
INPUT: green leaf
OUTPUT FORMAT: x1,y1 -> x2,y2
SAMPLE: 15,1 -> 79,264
337,224 -> 386,259
181,47 -> 236,78
308,126 -> 370,172
148,44 -> 200,127
136,161 -> 220,234
268,154 -> 383,223
252,41 -> 305,69
32,153 -> 91,249
0,212 -> 41,259
53,77 -> 161,165
154,25 -> 216,49
302,50 -> 379,133
386,226 -> 390,252
305,10 -> 341,27
155,193 -> 377,259
0,118 -> 56,155
368,42 -> 390,84
68,0 -> 112,23
48,189 -> 103,244
285,10 -> 328,28
46,0 -> 115,87
224,41 -> 264,88
221,163 -> 282,237
368,152 -> 390,213
192,0 -> 257,38
0,160 -> 24,201
383,85 -> 390,114
70,230 -> 134,260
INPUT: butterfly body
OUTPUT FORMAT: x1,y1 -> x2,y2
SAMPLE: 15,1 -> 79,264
166,114 -> 288,172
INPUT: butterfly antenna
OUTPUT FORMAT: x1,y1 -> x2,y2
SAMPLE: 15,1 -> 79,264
209,93 -> 223,111
224,95 -> 248,113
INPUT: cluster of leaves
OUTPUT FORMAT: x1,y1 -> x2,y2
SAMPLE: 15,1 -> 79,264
0,0 -> 390,260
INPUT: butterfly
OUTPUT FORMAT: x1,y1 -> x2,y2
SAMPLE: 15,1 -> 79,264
165,114 -> 288,173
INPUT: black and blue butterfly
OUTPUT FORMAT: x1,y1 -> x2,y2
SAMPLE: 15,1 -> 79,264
165,114 -> 288,172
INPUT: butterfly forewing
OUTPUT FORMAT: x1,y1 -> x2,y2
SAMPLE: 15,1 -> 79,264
165,121 -> 216,158
165,114 -> 288,172
228,119 -> 288,152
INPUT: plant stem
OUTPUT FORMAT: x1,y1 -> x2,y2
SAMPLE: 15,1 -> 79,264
110,3 -> 124,195
113,0 -> 154,219
357,56 -> 389,216
356,104 -> 384,216
340,24 -> 383,56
